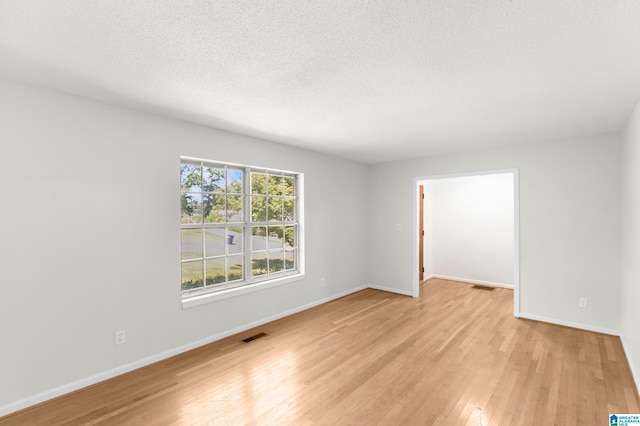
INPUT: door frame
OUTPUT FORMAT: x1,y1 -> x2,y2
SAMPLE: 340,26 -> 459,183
419,184 -> 424,281
412,168 -> 521,318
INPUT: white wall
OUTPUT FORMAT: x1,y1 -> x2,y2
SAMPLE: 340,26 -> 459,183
0,76 -> 632,411
0,79 -> 369,410
423,174 -> 514,287
370,135 -> 621,332
621,99 -> 640,389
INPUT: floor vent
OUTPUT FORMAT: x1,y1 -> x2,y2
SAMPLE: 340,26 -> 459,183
242,332 -> 267,343
472,285 -> 495,291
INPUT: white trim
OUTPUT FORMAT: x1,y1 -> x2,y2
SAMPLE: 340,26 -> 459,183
513,170 -> 520,318
422,274 -> 435,281
297,173 -> 306,275
518,312 -> 620,336
0,285 -> 367,418
180,155 -> 300,176
432,275 -> 513,289
178,158 -> 305,309
367,284 -> 414,297
620,333 -> 640,397
415,169 -> 520,181
413,168 -> 520,316
182,273 -> 305,308
412,179 -> 420,297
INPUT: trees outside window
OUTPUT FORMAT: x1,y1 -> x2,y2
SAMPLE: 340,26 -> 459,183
180,159 -> 300,297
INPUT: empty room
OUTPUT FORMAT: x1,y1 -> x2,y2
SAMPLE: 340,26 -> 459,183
1,1 -> 640,425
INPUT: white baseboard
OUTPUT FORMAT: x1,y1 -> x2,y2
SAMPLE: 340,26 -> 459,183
367,284 -> 414,297
0,285 -> 368,418
432,274 -> 513,289
518,312 -> 620,336
620,333 -> 640,398
422,274 -> 435,281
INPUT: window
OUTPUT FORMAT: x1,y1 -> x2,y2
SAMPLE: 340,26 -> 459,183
180,158 -> 301,300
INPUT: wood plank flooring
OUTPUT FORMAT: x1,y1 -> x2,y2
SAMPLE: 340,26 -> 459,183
2,278 -> 639,425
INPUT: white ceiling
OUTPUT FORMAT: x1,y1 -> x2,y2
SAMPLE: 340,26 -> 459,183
2,1 -> 640,163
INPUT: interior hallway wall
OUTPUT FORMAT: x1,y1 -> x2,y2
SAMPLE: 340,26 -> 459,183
370,135 -> 621,332
423,173 -> 514,287
621,98 -> 640,389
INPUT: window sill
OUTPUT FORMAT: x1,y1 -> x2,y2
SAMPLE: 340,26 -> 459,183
181,274 -> 305,309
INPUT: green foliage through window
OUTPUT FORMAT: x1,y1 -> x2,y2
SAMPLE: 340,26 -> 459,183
180,159 -> 300,296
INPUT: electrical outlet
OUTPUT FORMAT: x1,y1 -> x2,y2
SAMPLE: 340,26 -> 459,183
320,277 -> 326,287
395,223 -> 401,230
115,330 -> 126,345
578,298 -> 588,309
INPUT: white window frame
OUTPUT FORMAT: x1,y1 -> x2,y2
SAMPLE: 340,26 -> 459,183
180,157 -> 305,309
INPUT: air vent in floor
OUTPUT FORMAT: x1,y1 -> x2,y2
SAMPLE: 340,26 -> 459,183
471,285 -> 495,291
242,332 -> 267,343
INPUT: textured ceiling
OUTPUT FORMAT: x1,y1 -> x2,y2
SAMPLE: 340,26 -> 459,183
2,1 -> 640,163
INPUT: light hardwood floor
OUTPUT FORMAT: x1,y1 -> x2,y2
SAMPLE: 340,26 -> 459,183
2,278 -> 639,425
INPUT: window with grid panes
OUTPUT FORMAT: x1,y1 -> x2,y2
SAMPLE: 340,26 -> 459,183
180,158 -> 300,298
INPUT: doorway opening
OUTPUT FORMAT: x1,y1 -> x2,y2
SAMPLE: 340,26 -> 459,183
413,169 -> 520,317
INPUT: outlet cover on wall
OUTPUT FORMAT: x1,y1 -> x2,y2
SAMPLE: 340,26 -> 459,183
115,330 -> 126,345
578,298 -> 588,308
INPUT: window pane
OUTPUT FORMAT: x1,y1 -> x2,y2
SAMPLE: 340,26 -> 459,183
268,226 -> 284,250
268,175 -> 284,196
227,169 -> 243,194
269,250 -> 284,272
204,194 -> 225,223
181,163 -> 201,192
283,198 -> 295,222
284,225 -> 295,249
267,198 -> 283,222
181,229 -> 203,260
252,253 -> 268,277
284,176 -> 295,196
204,228 -> 225,257
205,258 -> 226,285
182,260 -> 203,291
181,160 -> 299,296
251,173 -> 267,195
252,226 -> 267,251
181,193 -> 202,224
228,227 -> 243,255
227,195 -> 243,222
203,167 -> 225,193
285,250 -> 295,270
252,196 -> 266,222
229,255 -> 243,282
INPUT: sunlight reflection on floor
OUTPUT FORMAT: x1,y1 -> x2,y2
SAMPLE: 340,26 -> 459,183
176,350 -> 299,424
